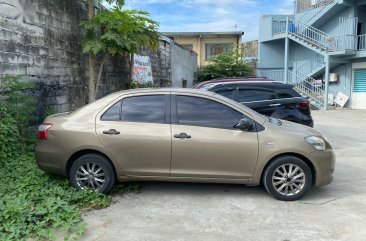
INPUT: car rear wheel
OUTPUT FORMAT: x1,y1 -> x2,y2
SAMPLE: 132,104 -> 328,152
69,154 -> 115,194
263,156 -> 312,201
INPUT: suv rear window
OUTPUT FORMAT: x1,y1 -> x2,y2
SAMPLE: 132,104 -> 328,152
275,88 -> 301,99
237,89 -> 276,102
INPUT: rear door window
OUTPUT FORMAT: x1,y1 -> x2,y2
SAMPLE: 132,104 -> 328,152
101,95 -> 166,124
237,89 -> 276,103
121,95 -> 166,124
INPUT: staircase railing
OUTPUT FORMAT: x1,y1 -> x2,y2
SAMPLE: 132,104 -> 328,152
296,0 -> 335,24
287,70 -> 325,106
273,18 -> 347,52
295,54 -> 325,77
296,0 -> 334,13
289,19 -> 336,51
357,34 -> 366,50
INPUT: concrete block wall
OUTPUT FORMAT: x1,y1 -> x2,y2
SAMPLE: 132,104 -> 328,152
141,37 -> 198,88
0,0 -> 129,117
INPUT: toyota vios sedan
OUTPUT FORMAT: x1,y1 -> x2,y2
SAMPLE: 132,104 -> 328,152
36,88 -> 335,201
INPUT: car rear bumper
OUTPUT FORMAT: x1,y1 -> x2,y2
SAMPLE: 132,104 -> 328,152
35,141 -> 68,176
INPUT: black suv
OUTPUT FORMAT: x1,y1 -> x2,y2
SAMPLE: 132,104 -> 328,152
195,79 -> 314,127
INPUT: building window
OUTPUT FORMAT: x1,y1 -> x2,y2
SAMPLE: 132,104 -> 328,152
181,44 -> 193,51
205,43 -> 233,60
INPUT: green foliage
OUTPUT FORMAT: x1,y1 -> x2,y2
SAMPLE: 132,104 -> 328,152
129,81 -> 154,89
0,155 -> 111,241
81,8 -> 160,56
0,75 -> 36,162
0,75 -> 137,240
98,0 -> 125,10
0,106 -> 20,165
195,49 -> 254,82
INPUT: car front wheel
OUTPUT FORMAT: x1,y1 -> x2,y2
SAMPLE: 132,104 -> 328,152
263,156 -> 312,201
69,154 -> 115,194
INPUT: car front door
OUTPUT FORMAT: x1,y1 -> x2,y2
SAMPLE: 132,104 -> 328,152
96,94 -> 171,177
170,94 -> 259,179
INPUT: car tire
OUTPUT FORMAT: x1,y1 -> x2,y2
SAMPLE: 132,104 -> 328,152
263,156 -> 312,201
69,154 -> 115,194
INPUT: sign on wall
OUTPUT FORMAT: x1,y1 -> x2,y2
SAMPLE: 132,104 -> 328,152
132,54 -> 153,83
335,91 -> 349,108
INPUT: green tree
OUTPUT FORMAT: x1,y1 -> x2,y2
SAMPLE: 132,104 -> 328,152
196,48 -> 254,82
83,0 -> 160,102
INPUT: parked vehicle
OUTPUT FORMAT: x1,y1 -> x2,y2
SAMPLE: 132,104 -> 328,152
36,88 -> 334,201
194,78 -> 314,127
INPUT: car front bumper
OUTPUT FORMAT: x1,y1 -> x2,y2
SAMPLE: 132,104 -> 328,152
311,149 -> 336,187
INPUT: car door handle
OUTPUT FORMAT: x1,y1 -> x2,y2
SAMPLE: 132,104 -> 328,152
174,133 -> 191,139
103,129 -> 120,135
269,103 -> 282,107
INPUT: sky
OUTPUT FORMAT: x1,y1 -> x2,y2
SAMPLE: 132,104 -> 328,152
103,0 -> 295,42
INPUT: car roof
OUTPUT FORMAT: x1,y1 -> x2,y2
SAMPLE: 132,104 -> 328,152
194,77 -> 272,88
199,81 -> 294,90
71,87 -> 266,122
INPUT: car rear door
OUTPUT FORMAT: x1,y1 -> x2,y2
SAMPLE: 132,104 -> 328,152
95,93 -> 172,177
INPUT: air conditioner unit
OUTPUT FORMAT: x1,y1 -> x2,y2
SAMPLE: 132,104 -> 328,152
329,73 -> 338,83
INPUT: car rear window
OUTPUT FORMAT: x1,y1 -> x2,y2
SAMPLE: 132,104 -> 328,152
215,89 -> 235,100
101,101 -> 121,121
275,88 -> 301,99
101,95 -> 166,124
237,89 -> 276,102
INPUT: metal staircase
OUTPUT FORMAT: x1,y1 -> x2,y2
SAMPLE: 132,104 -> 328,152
287,19 -> 341,53
269,4 -> 360,109
295,54 -> 325,78
296,0 -> 337,26
289,55 -> 340,109
258,55 -> 332,109
287,70 -> 326,109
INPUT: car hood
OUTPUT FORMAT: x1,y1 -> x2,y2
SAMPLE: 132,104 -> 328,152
270,119 -> 323,138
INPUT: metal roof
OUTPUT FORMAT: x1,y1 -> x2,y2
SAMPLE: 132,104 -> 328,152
162,31 -> 244,37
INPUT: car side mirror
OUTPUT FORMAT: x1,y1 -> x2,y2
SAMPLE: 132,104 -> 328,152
234,117 -> 254,131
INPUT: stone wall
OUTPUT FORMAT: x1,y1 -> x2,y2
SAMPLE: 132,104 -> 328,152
141,39 -> 172,87
0,0 -> 129,117
142,37 -> 198,87
0,1 -> 198,119
170,40 -> 197,88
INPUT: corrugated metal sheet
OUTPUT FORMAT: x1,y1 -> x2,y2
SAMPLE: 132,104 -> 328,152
354,69 -> 366,93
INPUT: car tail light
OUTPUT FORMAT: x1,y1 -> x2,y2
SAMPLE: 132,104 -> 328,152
38,124 -> 53,140
297,101 -> 310,110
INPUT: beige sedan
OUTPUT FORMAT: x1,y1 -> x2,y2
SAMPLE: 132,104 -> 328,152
36,88 -> 335,201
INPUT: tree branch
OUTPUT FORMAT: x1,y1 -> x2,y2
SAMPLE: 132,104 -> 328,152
94,54 -> 108,99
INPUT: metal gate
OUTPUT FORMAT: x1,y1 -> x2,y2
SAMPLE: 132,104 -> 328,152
352,69 -> 366,109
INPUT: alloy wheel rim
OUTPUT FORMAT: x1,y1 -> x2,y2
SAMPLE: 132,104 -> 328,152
272,164 -> 306,196
75,162 -> 106,191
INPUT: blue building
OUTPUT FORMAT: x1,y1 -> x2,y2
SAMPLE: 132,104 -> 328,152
257,0 -> 366,109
